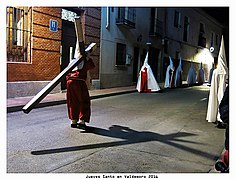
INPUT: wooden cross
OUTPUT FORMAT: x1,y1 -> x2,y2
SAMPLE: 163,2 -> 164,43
22,17 -> 96,113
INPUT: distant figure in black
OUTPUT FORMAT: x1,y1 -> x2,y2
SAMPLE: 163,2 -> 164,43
219,85 -> 229,150
215,85 -> 229,173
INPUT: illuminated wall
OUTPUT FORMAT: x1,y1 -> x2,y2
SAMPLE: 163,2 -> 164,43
165,8 -> 224,81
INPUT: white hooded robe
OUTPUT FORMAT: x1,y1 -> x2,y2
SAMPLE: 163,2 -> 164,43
208,63 -> 215,85
197,62 -> 205,84
164,56 -> 175,88
136,52 -> 161,92
174,57 -> 183,87
206,36 -> 228,123
187,62 -> 197,85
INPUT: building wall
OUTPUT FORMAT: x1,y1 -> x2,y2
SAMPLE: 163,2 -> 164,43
82,7 -> 101,81
7,7 -> 62,82
7,7 -> 101,97
100,7 -> 225,89
7,7 -> 226,97
100,7 -> 158,88
7,7 -> 62,98
165,8 -> 224,81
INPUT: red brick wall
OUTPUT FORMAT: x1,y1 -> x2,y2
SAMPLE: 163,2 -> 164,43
7,7 -> 62,82
7,7 -> 101,82
82,7 -> 101,79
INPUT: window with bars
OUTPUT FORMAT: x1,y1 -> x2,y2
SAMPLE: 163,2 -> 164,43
183,16 -> 190,42
149,8 -> 163,36
215,34 -> 219,46
198,22 -> 206,48
116,7 -> 136,28
6,7 -> 32,63
174,11 -> 181,28
116,43 -> 126,66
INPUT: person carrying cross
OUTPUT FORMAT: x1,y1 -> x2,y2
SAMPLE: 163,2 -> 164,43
66,17 -> 95,129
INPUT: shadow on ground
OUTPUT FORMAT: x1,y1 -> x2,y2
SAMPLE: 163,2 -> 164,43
31,125 -> 217,160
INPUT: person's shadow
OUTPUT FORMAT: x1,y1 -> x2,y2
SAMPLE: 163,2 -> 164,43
31,125 -> 217,160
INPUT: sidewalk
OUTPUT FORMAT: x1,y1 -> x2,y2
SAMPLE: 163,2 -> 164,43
7,85 -> 138,113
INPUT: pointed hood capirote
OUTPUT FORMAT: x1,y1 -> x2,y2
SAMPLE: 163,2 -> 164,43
136,52 -> 161,92
144,52 -> 149,64
169,56 -> 175,71
216,36 -> 228,76
164,56 -> 175,88
208,62 -> 215,84
197,62 -> 205,84
70,40 -> 84,71
187,62 -> 196,85
174,56 -> 183,87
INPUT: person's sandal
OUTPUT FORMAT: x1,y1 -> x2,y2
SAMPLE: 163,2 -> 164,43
71,124 -> 78,128
78,123 -> 87,130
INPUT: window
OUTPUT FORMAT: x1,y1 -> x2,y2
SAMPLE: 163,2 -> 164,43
174,11 -> 181,28
116,7 -> 136,28
116,43 -> 126,65
199,23 -> 205,33
215,34 -> 219,46
183,16 -> 190,42
150,8 -> 156,34
6,7 -> 32,63
211,32 -> 214,45
198,22 -> 206,48
149,8 -> 163,36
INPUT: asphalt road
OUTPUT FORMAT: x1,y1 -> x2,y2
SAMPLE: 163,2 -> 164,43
7,85 -> 225,173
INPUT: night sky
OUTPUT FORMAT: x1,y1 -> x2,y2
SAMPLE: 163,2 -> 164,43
202,7 -> 229,27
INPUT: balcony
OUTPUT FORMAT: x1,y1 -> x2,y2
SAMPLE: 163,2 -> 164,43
116,8 -> 136,29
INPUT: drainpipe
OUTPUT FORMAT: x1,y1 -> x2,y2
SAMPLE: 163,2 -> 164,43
106,7 -> 110,30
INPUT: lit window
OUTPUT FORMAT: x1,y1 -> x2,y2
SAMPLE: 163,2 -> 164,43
6,7 -> 32,63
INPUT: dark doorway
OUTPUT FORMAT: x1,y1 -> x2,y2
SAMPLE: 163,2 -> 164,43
132,47 -> 139,82
61,20 -> 77,90
148,47 -> 159,80
140,49 -> 147,66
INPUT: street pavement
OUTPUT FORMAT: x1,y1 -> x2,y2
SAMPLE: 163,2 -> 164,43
7,85 -> 225,174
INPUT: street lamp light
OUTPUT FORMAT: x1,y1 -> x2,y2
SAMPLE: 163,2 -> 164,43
210,46 -> 214,53
210,35 -> 214,52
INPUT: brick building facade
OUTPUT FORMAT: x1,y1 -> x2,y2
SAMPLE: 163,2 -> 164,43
82,7 -> 101,80
7,7 -> 101,98
7,7 -> 62,82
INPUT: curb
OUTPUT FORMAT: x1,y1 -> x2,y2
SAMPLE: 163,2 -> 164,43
7,89 -> 137,113
7,82 -> 202,113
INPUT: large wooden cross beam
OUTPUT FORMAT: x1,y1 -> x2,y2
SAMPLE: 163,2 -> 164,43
22,17 -> 96,114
